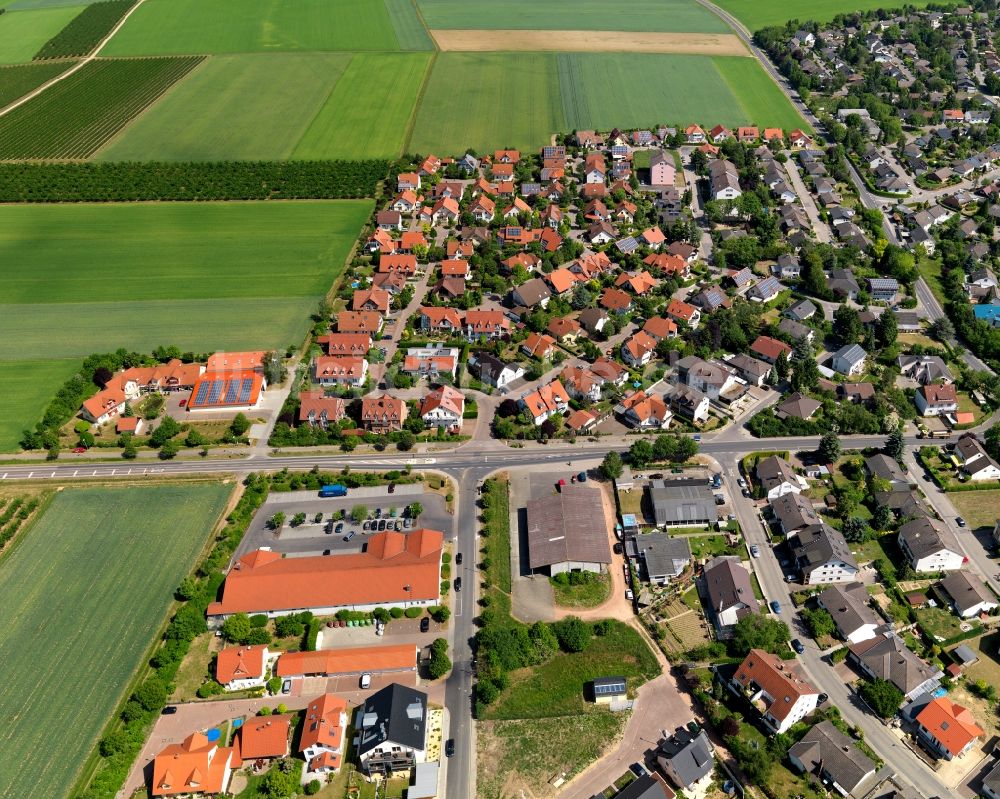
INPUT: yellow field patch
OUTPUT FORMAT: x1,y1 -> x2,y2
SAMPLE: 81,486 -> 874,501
430,29 -> 749,56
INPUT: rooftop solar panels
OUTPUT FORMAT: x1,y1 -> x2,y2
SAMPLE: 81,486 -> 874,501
593,677 -> 627,695
206,380 -> 224,404
238,378 -> 253,404
188,371 -> 261,409
223,379 -> 241,404
191,381 -> 210,405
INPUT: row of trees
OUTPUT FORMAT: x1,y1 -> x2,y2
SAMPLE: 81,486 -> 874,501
0,160 -> 389,203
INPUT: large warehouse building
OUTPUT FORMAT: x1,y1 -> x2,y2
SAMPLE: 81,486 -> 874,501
525,484 -> 613,575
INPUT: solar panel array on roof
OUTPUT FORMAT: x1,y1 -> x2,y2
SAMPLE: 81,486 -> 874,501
206,379 -> 224,404
192,381 -> 210,405
594,679 -> 626,695
238,378 -> 253,404
224,379 -> 241,404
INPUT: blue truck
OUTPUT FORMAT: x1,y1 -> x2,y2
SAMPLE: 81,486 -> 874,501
318,484 -> 348,498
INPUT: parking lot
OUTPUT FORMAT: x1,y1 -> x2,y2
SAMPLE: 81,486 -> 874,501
233,487 -> 453,560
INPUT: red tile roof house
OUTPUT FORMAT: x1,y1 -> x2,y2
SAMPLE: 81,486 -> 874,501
152,733 -> 236,797
600,287 -> 633,312
470,196 -> 496,222
750,335 -> 792,364
300,694 -> 349,776
546,266 -> 581,296
665,299 -> 701,329
277,644 -> 417,680
418,306 -> 463,336
621,331 -> 659,368
617,390 -> 672,430
685,124 -> 706,144
429,197 -> 460,224
737,126 -> 759,142
366,228 -> 395,254
521,332 -> 557,360
336,311 -> 383,337
298,391 -> 346,429
463,309 -> 509,341
352,287 -> 390,314
398,230 -> 427,252
725,649 -> 819,734
216,644 -> 273,691
547,316 -> 582,343
915,383 -> 959,416
419,385 -> 465,431
643,316 -> 679,341
236,714 -> 292,763
559,365 -> 605,402
317,333 -> 372,357
116,416 -> 144,436
312,356 -> 368,387
377,253 -> 418,275
440,259 -> 471,280
360,394 -> 407,433
645,252 -> 689,279
207,529 -> 443,620
390,190 -> 419,213
396,172 -> 420,191
401,346 -> 459,379
615,270 -> 658,295
519,379 -> 570,425
914,697 -> 983,760
709,124 -> 731,143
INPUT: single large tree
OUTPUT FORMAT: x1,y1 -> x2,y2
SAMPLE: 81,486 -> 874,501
600,451 -> 623,480
818,431 -> 841,464
884,424 -> 904,461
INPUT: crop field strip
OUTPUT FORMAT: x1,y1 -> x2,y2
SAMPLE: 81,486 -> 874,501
0,60 -> 73,107
430,29 -> 748,56
33,0 -> 133,59
96,52 -> 353,161
0,483 -> 233,799
0,200 -> 372,446
100,0 -> 431,56
0,56 -> 202,159
417,0 -> 729,33
409,51 -> 806,155
5,0 -> 110,8
0,4 -> 82,63
384,0 -> 434,50
712,0 -> 934,31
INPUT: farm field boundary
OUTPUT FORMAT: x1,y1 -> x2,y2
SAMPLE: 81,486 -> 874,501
0,482 -> 233,799
431,29 -> 748,56
0,55 -> 202,160
33,0 -> 133,59
709,0 -> 935,31
0,4 -> 82,63
0,60 -> 73,108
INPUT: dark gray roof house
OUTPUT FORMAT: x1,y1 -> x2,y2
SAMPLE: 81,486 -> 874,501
784,298 -> 817,321
769,492 -> 821,537
628,533 -> 692,583
613,774 -> 674,799
656,728 -> 714,789
726,353 -> 771,385
865,453 -> 908,489
816,583 -> 880,644
356,683 -> 428,774
776,391 -> 822,420
778,318 -> 813,343
789,720 -> 877,797
848,632 -> 942,700
649,478 -> 718,526
702,556 -> 759,632
791,523 -> 858,584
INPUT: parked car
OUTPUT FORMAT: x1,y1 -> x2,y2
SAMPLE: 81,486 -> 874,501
742,488 -> 751,497
360,673 -> 371,689
445,739 -> 455,757
282,679 -> 291,694
737,477 -> 747,488
455,552 -> 463,565
454,577 -> 462,592
379,519 -> 387,531
420,617 -> 430,633
613,542 -> 623,554
629,763 -> 647,778
323,549 -> 331,556
403,518 -> 411,529
770,600 -> 782,614
335,522 -> 344,534
750,545 -> 760,558
693,434 -> 701,442
956,517 -> 967,527
374,507 -> 382,518
625,588 -> 634,601
343,531 -> 356,542
387,483 -> 395,494
363,521 -> 370,531
161,706 -> 177,715
72,446 -> 87,454
791,639 -> 805,654
394,520 -> 402,531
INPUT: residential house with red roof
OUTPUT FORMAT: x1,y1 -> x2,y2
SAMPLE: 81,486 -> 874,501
318,333 -> 371,357
519,379 -> 570,425
352,287 -> 390,314
547,316 -> 582,344
559,365 -> 605,402
621,331 -> 658,368
915,383 -> 958,416
313,356 -> 368,387
914,697 -> 983,760
398,231 -> 427,252
584,153 -> 607,184
391,190 -> 419,213
300,694 -> 349,776
337,311 -> 383,337
360,394 -> 407,433
616,270 -> 658,295
151,733 -> 236,797
401,346 -> 458,379
750,335 -> 792,364
644,252 -> 689,279
617,390 -> 672,430
236,715 -> 292,763
726,649 -> 819,733
377,254 -> 417,275
418,306 -> 463,336
666,299 -> 701,329
685,125 -> 706,143
215,645 -> 271,691
600,287 -> 633,312
419,385 -> 465,431
397,172 -> 420,191
463,309 -> 509,341
643,316 -> 679,341
521,332 -> 557,360
298,391 -> 346,429
470,195 -> 495,222
546,267 -> 580,295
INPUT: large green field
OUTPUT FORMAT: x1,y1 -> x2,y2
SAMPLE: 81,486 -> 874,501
409,51 -> 805,154
0,359 -> 79,451
0,4 -> 82,62
293,52 -> 432,160
101,0 -> 431,55
0,60 -> 72,107
0,200 -> 371,448
712,0 -> 932,31
417,0 -> 728,32
0,482 -> 232,799
98,53 -> 352,161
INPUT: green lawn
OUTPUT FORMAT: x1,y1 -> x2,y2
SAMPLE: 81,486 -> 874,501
914,605 -> 975,643
0,359 -> 78,451
711,0 -> 934,32
294,52 -> 432,160
98,53 -> 352,161
551,572 -> 611,609
0,4 -> 83,62
484,620 -> 660,719
0,201 -> 371,450
948,490 -> 1000,533
101,0 -> 406,55
418,0 -> 729,32
714,55 -> 810,131
0,482 -> 233,799
0,61 -> 73,108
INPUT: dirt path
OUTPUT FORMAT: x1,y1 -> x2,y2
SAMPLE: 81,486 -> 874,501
431,29 -> 749,56
0,0 -> 149,117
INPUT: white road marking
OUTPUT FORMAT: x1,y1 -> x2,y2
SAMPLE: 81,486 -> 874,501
73,470 -> 78,477
27,472 -> 32,478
